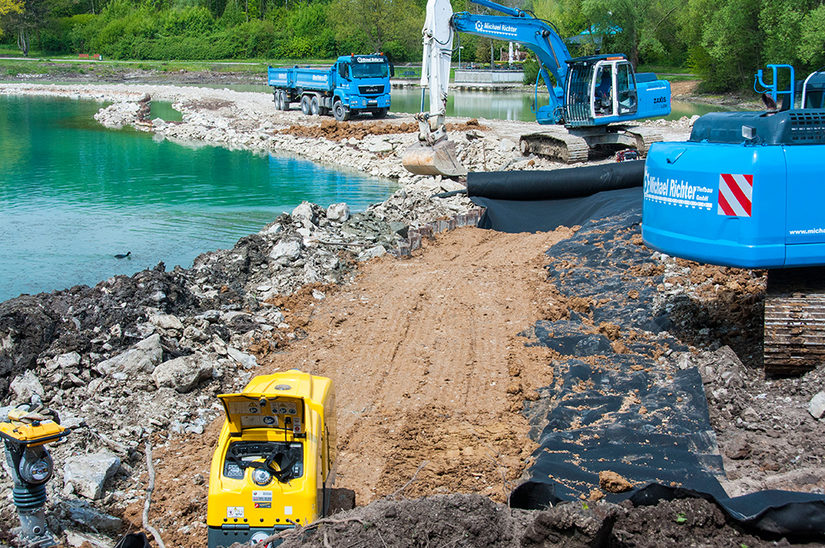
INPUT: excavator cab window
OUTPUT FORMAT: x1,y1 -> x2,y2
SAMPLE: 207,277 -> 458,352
616,63 -> 638,115
564,62 -> 594,125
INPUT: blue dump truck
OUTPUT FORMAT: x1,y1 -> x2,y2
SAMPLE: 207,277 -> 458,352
268,54 -> 393,121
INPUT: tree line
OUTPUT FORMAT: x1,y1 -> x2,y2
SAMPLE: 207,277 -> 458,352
2,0 -> 825,91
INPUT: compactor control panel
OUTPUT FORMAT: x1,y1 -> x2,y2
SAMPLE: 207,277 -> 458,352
220,395 -> 305,435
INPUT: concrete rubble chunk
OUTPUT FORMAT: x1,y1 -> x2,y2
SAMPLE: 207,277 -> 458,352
358,245 -> 387,262
366,141 -> 393,154
326,202 -> 350,223
95,333 -> 163,377
64,530 -> 111,548
150,313 -> 184,330
269,239 -> 303,262
62,498 -> 123,533
152,353 -> 214,393
63,452 -> 120,500
227,347 -> 258,369
809,391 -> 825,419
10,370 -> 45,402
48,351 -> 81,371
291,201 -> 317,225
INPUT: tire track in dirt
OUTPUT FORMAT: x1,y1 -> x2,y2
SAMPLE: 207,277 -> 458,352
262,226 -> 570,505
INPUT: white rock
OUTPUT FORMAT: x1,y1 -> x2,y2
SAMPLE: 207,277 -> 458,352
64,530 -> 111,548
150,313 -> 184,330
10,370 -> 45,402
49,351 -> 81,370
95,334 -> 163,376
152,353 -> 214,393
358,245 -> 387,261
326,202 -> 350,222
312,289 -> 326,301
810,391 -> 825,419
367,141 -> 394,153
291,202 -> 317,224
269,240 -> 302,262
63,452 -> 120,500
227,347 -> 258,369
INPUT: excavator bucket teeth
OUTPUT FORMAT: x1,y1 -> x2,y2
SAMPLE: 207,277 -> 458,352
402,140 -> 468,178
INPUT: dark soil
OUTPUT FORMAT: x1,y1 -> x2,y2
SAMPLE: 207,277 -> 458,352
261,494 -> 775,548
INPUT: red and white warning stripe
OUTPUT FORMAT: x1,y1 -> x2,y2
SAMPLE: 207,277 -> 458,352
717,173 -> 753,217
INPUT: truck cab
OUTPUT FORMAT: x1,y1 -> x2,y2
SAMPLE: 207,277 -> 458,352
332,54 -> 393,120
207,371 -> 336,548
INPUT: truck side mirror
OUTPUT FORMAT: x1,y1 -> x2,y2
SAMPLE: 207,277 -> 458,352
389,63 -> 395,78
338,63 -> 349,80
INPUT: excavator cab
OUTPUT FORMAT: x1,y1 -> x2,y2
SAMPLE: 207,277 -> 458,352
563,56 -> 639,127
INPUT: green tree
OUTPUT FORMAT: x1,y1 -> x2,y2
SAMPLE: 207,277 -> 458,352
582,0 -> 684,67
0,0 -> 23,38
699,0 -> 761,90
799,4 -> 825,68
531,0 -> 585,38
329,0 -> 422,57
4,0 -> 50,55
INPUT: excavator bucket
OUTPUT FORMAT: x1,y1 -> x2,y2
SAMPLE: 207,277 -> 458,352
402,140 -> 467,178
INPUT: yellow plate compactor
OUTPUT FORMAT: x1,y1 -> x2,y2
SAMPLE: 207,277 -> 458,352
207,370 -> 336,547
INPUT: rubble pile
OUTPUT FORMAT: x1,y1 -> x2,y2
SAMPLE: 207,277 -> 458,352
0,181 -> 474,543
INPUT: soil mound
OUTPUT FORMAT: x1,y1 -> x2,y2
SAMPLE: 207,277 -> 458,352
277,118 -> 484,140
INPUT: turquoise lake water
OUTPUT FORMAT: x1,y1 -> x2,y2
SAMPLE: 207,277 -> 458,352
0,95 -> 396,301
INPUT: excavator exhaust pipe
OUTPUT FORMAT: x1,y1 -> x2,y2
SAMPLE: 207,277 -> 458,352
402,140 -> 467,178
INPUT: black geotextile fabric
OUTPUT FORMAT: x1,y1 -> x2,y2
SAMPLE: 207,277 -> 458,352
502,193 -> 825,538
471,186 -> 643,233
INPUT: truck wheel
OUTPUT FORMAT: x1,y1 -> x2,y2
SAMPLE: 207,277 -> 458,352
273,91 -> 280,107
277,91 -> 285,110
333,100 -> 350,122
372,108 -> 388,119
281,91 -> 290,111
301,96 -> 311,115
310,96 -> 320,116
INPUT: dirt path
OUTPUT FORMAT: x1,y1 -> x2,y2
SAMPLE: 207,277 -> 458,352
136,226 -> 571,546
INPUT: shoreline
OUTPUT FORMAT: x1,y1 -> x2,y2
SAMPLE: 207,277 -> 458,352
0,80 -> 699,545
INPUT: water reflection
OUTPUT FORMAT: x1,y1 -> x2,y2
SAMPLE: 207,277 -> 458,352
389,87 -> 730,122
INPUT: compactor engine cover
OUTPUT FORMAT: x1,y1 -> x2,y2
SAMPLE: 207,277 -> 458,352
207,371 -> 335,548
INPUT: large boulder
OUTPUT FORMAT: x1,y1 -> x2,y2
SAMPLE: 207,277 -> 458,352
152,353 -> 213,393
63,452 -> 120,500
94,334 -> 163,379
326,203 -> 351,223
9,370 -> 45,402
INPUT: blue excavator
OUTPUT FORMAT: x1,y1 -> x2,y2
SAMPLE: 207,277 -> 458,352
402,0 -> 671,175
642,64 -> 825,374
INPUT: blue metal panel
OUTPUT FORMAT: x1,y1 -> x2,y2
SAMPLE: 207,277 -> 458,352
635,79 -> 671,120
785,145 -> 825,247
642,141 -> 787,268
293,67 -> 335,92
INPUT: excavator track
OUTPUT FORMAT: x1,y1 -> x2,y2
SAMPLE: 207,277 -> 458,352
622,126 -> 664,157
519,131 -> 590,163
764,267 -> 825,375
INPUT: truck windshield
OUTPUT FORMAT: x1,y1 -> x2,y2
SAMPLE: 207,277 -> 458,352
351,61 -> 389,79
